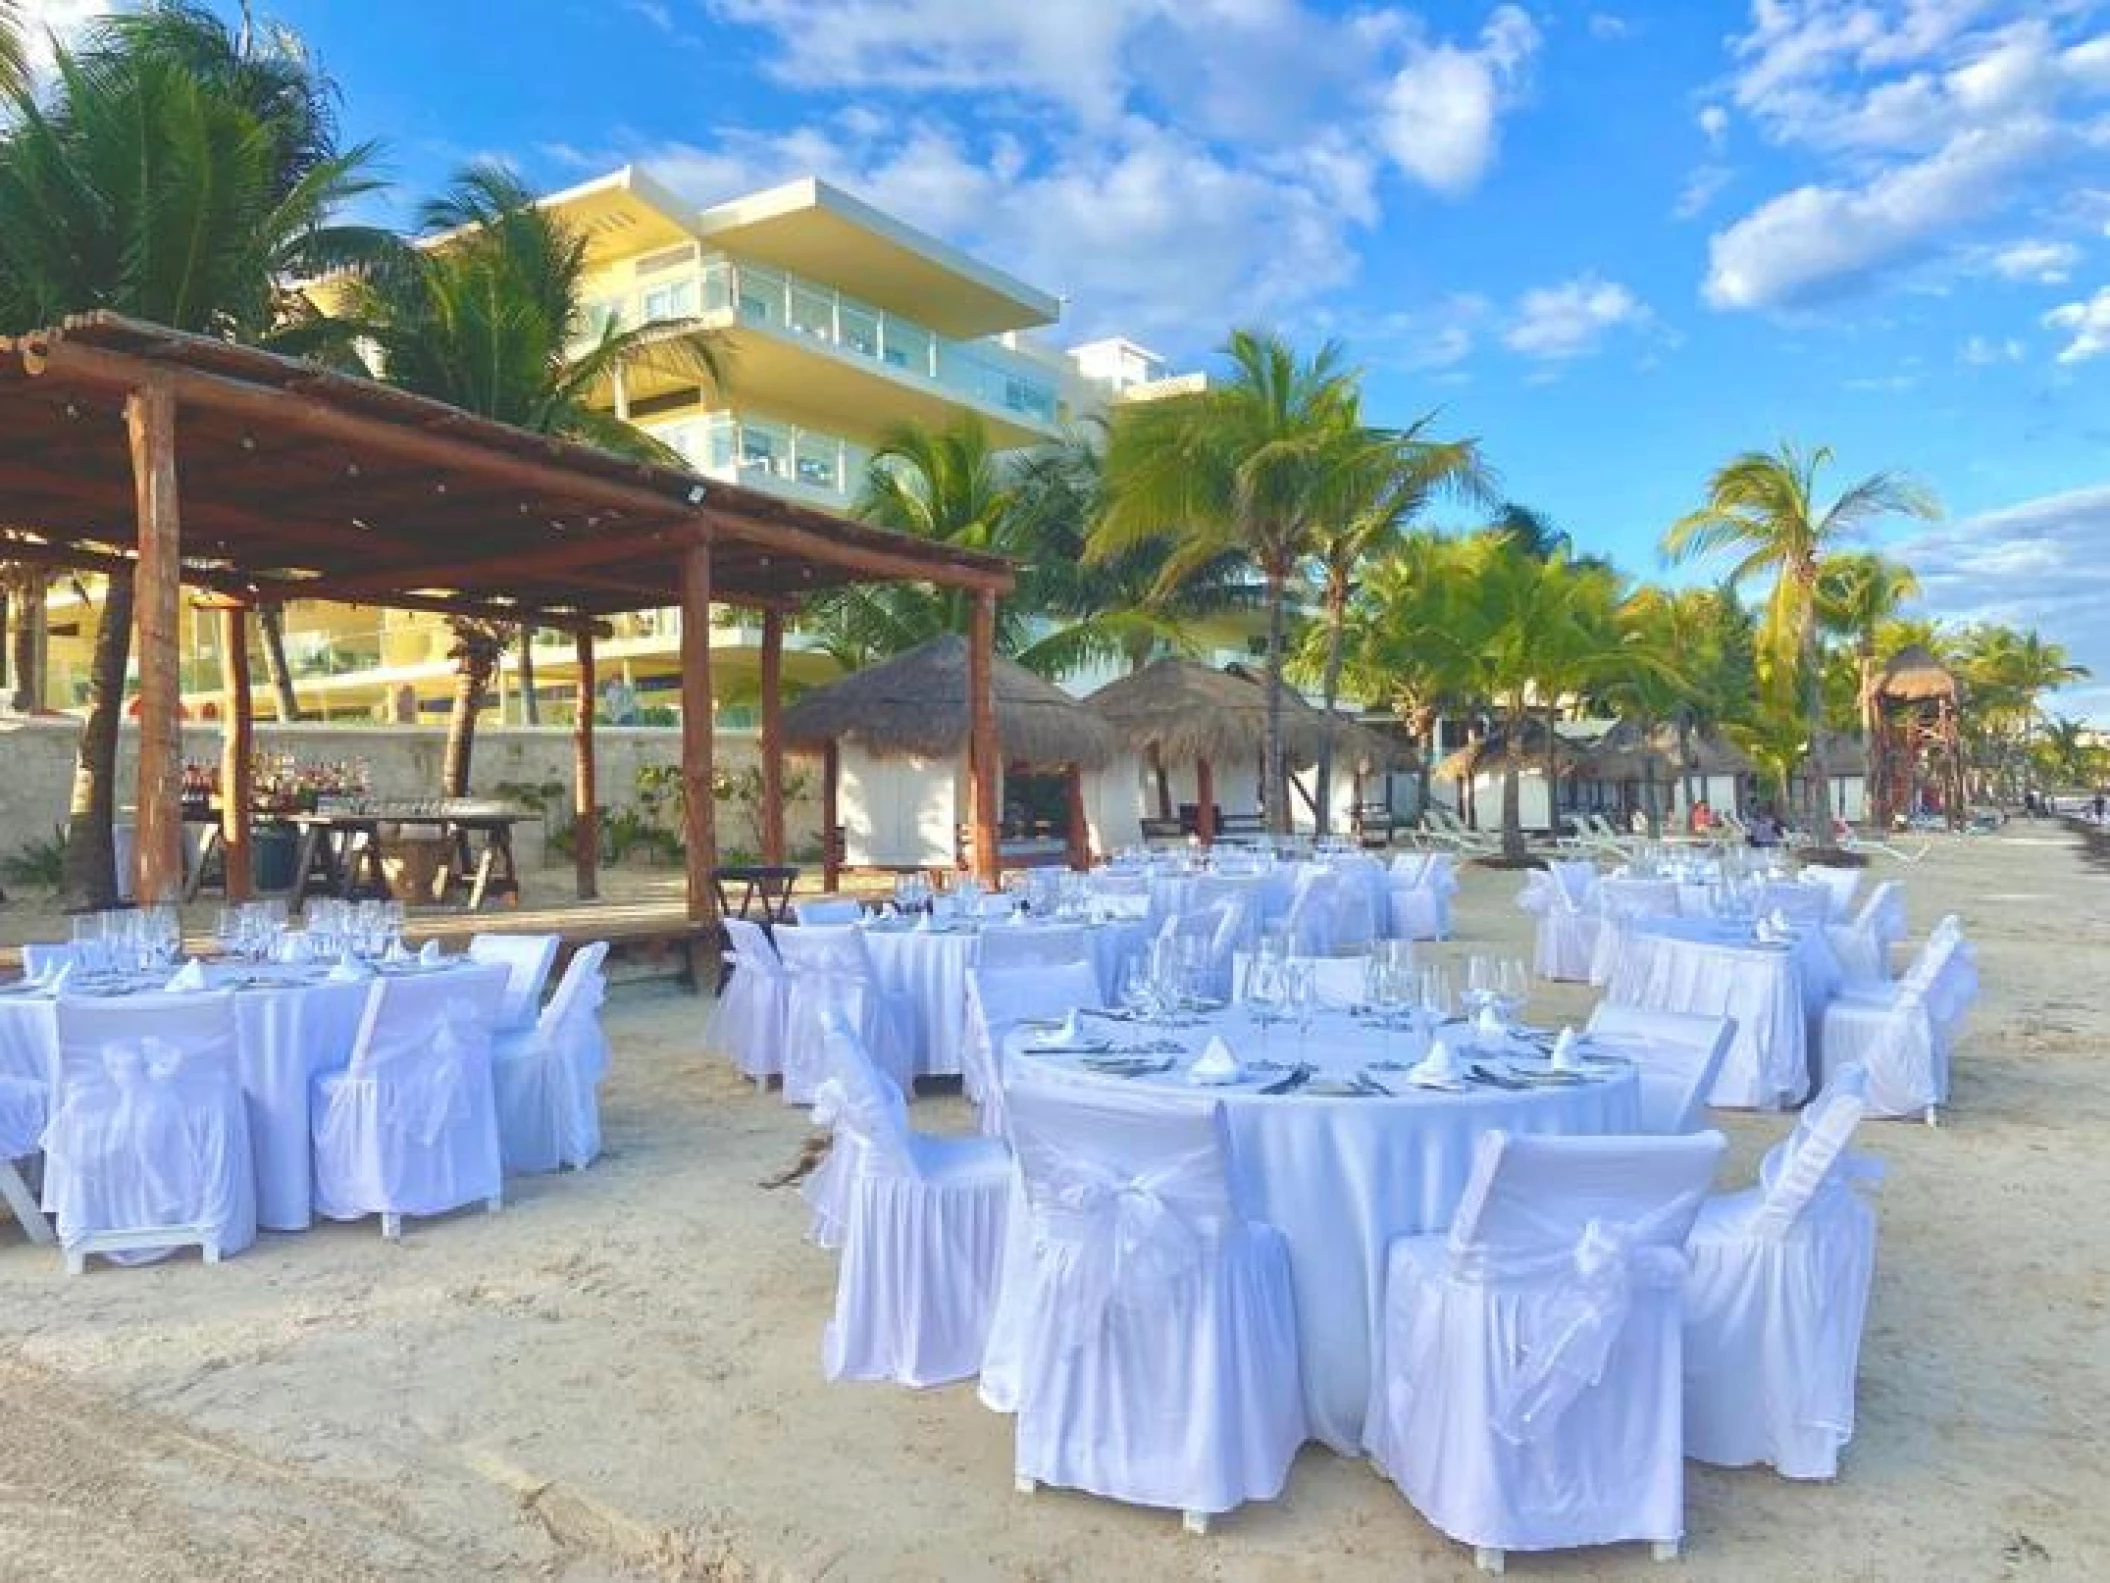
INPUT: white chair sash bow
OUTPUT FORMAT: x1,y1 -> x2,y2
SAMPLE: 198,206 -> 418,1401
1029,1147 -> 1215,1353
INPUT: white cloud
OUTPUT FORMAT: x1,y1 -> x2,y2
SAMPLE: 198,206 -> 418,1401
1676,164 -> 1732,220
1959,333 -> 2025,363
1703,118 -> 2057,310
1589,13 -> 1629,41
1698,104 -> 1730,149
1374,5 -> 1542,196
2046,285 -> 2110,362
1503,275 -> 1648,360
1706,4 -> 2110,311
1989,238 -> 2082,282
1894,482 -> 2110,720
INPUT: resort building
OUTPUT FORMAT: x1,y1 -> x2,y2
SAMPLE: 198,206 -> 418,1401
25,166 -> 1195,727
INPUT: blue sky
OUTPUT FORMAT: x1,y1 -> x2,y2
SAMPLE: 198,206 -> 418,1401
27,1 -> 2110,711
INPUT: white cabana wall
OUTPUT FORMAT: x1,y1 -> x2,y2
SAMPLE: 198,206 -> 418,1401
1086,752 -> 1148,854
838,745 -> 971,869
1459,768 -> 1555,834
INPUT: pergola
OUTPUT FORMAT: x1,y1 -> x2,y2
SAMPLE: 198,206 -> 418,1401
0,314 -> 1015,918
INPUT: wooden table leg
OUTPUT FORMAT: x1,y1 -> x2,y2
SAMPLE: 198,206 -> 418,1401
290,826 -> 323,908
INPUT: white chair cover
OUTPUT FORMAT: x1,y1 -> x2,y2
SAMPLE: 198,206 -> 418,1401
467,932 -> 560,1031
961,961 -> 1101,1138
1826,880 -> 1906,985
706,918 -> 787,1083
1798,864 -> 1862,922
776,925 -> 913,1107
1521,861 -> 1600,982
794,896 -> 865,926
1584,1004 -> 1735,1134
1364,1129 -> 1726,1564
1757,881 -> 1832,930
1684,1065 -> 1880,1478
1002,1081 -> 1307,1524
1388,851 -> 1457,941
977,925 -> 1090,972
1229,952 -> 1368,1008
1154,901 -> 1247,1001
310,966 -> 507,1233
1819,918 -> 1976,1119
0,1069 -> 50,1244
493,942 -> 610,1175
1323,856 -> 1383,952
41,992 -> 256,1270
1283,869 -> 1342,957
815,1014 -> 1010,1387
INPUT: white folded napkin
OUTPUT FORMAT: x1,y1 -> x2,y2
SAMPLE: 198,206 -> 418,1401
915,910 -> 936,932
418,940 -> 444,965
1410,1037 -> 1463,1085
164,958 -> 208,994
275,931 -> 315,965
384,938 -> 412,964
1473,1002 -> 1506,1043
327,952 -> 374,983
1549,1025 -> 1584,1072
1187,1034 -> 1245,1086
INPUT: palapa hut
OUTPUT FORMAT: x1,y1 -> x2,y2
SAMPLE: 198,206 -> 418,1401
782,634 -> 1119,881
1086,657 -> 1394,840
1651,722 -> 1753,823
1574,718 -> 1683,826
1868,644 -> 1966,829
1431,720 -> 1583,833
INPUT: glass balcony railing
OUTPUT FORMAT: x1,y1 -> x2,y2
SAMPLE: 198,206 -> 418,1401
646,412 -> 869,506
582,255 -> 1060,427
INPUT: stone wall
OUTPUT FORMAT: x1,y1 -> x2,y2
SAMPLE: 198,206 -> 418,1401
0,717 -> 823,872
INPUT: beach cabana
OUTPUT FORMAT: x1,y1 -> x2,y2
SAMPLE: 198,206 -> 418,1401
781,635 -> 1119,882
1652,723 -> 1753,823
0,313 -> 1016,920
1087,658 -> 1392,840
1869,645 -> 1965,828
1574,719 -> 1681,825
1431,721 -> 1583,834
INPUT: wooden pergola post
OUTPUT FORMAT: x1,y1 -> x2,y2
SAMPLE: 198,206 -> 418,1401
680,539 -> 719,923
128,379 -> 184,906
759,607 -> 786,866
215,601 -> 254,900
1195,758 -> 1217,845
572,628 -> 598,900
1064,764 -> 1089,870
821,740 -> 841,889
967,589 -> 1000,884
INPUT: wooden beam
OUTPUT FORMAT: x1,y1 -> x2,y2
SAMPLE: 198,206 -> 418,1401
1064,764 -> 1089,871
1196,759 -> 1217,845
128,380 -> 184,906
679,541 -> 718,924
967,589 -> 1000,883
218,602 -> 254,900
821,740 -> 840,890
290,526 -> 678,600
704,509 -> 1013,595
572,629 -> 599,901
759,607 -> 785,867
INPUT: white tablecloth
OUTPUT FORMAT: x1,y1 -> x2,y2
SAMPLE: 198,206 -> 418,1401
857,919 -> 1151,1077
1600,916 -> 1838,1109
1004,1007 -> 1640,1452
0,958 -> 501,1230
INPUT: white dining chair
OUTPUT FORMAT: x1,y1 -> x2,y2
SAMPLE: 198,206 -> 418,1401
815,1013 -> 1011,1387
311,965 -> 508,1239
1364,1129 -> 1725,1573
1683,1064 -> 1880,1480
43,992 -> 255,1273
1388,851 -> 1457,941
961,960 -> 1102,1138
707,918 -> 788,1088
1584,1004 -> 1736,1134
1004,1081 -> 1306,1535
0,1067 -> 51,1245
1798,863 -> 1863,923
775,925 -> 914,1108
1826,880 -> 1906,985
1521,861 -> 1600,982
493,942 -> 610,1175
1819,916 -> 1975,1122
467,932 -> 561,1032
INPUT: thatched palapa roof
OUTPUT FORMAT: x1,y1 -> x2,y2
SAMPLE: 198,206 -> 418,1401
1875,644 -> 1961,704
1433,718 -> 1584,783
1580,718 -> 1680,783
1648,722 -> 1753,777
780,634 -> 1117,768
1087,658 -> 1397,771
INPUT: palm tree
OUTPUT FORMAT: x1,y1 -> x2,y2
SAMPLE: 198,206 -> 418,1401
257,602 -> 302,720
1959,626 -> 2089,802
0,2 -> 24,100
1096,329 -> 1361,834
1,559 -> 43,711
340,161 -> 722,792
0,9 -> 386,907
1304,408 -> 1490,832
1817,551 -> 1921,806
1665,442 -> 1938,838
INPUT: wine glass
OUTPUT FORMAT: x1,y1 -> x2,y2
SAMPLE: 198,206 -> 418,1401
1497,958 -> 1529,1030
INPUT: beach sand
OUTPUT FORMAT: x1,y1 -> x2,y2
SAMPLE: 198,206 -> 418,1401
0,827 -> 2105,1580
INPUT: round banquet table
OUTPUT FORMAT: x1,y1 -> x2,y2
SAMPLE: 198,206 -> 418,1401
997,1006 -> 1640,1454
854,917 -> 1152,1077
1600,915 -> 1839,1110
0,957 -> 502,1231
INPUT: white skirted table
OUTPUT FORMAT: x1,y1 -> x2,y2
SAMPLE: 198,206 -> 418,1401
1599,915 -> 1840,1109
855,918 -> 1152,1077
0,957 -> 504,1230
999,1007 -> 1640,1453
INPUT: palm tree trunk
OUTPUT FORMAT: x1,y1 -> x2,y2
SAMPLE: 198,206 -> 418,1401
1800,598 -> 1831,834
1542,698 -> 1558,842
63,566 -> 135,910
1262,568 -> 1289,837
1314,582 -> 1349,837
518,623 -> 539,725
258,603 -> 300,721
1858,646 -> 1882,824
1502,698 -> 1527,862
10,573 -> 43,712
442,657 -> 492,798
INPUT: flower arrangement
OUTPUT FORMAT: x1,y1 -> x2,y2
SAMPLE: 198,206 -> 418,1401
250,753 -> 372,816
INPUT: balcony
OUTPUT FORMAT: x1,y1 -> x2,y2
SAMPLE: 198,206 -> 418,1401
583,253 -> 1062,435
645,413 -> 871,508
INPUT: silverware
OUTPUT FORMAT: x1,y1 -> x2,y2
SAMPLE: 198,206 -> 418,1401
1260,1063 -> 1314,1096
